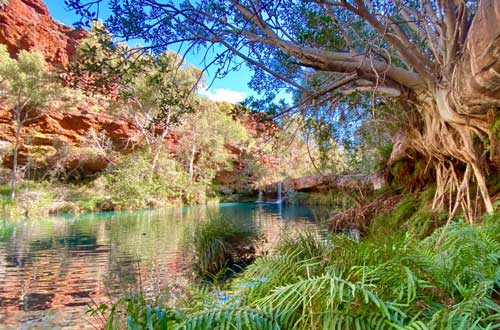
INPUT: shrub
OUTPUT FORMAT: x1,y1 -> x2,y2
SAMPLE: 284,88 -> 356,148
228,221 -> 500,329
90,213 -> 500,329
77,197 -> 106,212
183,214 -> 261,277
105,151 -> 188,209
368,188 -> 446,239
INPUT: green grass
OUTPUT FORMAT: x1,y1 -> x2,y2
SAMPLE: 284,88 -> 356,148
183,214 -> 261,277
367,188 -> 446,239
0,183 -> 10,197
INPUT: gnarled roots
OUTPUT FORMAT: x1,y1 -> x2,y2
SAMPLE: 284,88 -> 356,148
394,89 -> 495,228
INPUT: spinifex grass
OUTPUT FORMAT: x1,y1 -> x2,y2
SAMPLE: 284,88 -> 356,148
183,214 -> 262,278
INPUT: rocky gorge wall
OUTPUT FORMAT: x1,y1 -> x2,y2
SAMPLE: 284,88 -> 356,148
0,0 -> 279,190
0,0 -> 87,67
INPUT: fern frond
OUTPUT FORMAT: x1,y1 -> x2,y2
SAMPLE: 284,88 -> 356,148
175,307 -> 279,330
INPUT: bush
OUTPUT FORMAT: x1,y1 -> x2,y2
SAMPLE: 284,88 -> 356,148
368,188 -> 446,239
183,214 -> 261,277
90,211 -> 500,329
77,196 -> 107,212
210,221 -> 500,330
105,151 -> 189,209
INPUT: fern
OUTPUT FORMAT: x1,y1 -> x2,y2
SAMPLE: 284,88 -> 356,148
175,308 -> 280,330
100,215 -> 500,330
253,272 -> 406,329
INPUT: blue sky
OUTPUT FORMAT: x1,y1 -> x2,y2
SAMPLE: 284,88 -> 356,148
44,0 -> 256,103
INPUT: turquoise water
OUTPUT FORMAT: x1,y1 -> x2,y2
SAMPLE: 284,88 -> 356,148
0,203 -> 326,329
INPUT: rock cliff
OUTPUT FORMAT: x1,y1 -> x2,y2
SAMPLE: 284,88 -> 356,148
0,0 -> 278,190
0,0 -> 86,67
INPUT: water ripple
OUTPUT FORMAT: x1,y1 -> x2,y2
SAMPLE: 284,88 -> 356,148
0,203 -> 324,328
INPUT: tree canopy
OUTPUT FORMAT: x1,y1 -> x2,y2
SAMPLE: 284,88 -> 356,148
0,45 -> 59,199
66,0 -> 500,217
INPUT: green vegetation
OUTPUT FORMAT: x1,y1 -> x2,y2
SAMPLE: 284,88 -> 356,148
92,209 -> 500,329
175,105 -> 249,184
2,2 -> 500,329
221,221 -> 500,330
368,189 -> 447,240
183,214 -> 261,277
105,152 -> 188,209
87,296 -> 182,330
69,0 -> 500,216
0,45 -> 60,200
0,27 -> 287,214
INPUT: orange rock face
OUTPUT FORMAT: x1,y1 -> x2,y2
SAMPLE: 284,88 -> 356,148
0,0 -> 87,67
0,98 -> 143,174
0,0 -> 279,189
0,102 -> 141,149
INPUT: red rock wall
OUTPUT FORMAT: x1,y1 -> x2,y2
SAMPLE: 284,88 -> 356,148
0,0 -> 87,67
0,0 -> 279,187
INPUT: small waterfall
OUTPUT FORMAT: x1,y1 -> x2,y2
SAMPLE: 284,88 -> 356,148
257,190 -> 263,202
276,181 -> 283,204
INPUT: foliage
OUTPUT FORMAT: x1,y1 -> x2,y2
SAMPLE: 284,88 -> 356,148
122,50 -> 200,124
271,116 -> 348,179
83,206 -> 500,330
0,45 -> 58,113
87,296 -> 183,330
216,221 -> 500,330
70,21 -> 200,125
66,0 -> 500,218
287,189 -> 355,211
70,23 -> 202,171
66,21 -> 131,97
66,23 -> 267,201
175,103 -> 249,184
175,308 -> 279,330
368,188 -> 446,239
106,219 -> 500,329
183,214 -> 261,277
105,151 -> 189,209
0,45 -> 61,199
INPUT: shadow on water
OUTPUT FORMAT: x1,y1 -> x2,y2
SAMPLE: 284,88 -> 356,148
0,202 -> 328,329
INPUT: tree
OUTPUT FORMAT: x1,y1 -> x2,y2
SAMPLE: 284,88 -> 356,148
67,0 -> 500,218
175,103 -> 249,184
67,0 -> 500,220
0,46 -> 58,200
123,52 -> 201,172
69,23 -> 201,171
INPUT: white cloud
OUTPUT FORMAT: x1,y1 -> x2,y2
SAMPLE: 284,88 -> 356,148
199,88 -> 247,104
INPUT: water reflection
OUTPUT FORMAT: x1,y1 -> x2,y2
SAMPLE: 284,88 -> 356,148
0,203 -> 325,329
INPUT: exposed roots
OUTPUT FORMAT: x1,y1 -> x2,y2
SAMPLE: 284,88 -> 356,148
393,88 -> 495,222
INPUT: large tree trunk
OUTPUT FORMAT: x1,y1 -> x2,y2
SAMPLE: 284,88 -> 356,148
454,0 -> 500,111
